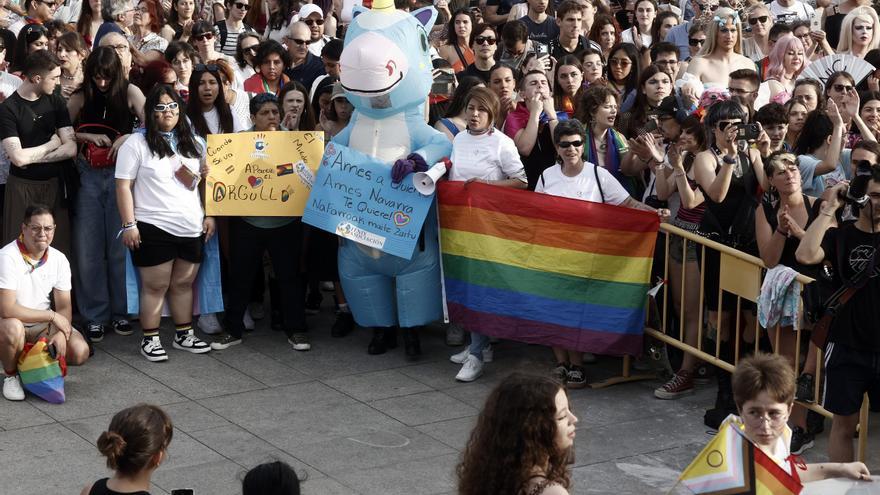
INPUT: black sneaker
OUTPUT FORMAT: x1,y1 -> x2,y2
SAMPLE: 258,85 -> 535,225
796,373 -> 815,403
566,365 -> 587,389
790,426 -> 815,455
87,323 -> 105,343
305,292 -> 322,315
111,319 -> 133,336
331,311 -> 354,337
210,334 -> 242,350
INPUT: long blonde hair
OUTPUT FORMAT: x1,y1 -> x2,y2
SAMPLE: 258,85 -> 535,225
837,6 -> 880,53
698,7 -> 743,56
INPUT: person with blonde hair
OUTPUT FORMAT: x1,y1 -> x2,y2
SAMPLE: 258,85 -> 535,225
741,4 -> 773,62
836,6 -> 880,58
685,7 -> 753,87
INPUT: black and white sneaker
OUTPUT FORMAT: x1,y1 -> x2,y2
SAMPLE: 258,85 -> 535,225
87,323 -> 105,343
112,319 -> 133,336
790,426 -> 815,455
141,336 -> 168,362
210,334 -> 242,350
173,331 -> 211,354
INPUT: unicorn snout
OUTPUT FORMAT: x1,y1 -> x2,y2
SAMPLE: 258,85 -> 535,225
340,32 -> 409,96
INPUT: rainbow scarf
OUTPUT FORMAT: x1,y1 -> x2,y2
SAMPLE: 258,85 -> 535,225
585,127 -> 631,191
16,236 -> 47,273
676,414 -> 802,494
438,182 -> 658,356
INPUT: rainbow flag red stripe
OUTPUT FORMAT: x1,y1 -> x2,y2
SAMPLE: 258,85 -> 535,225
438,182 -> 658,356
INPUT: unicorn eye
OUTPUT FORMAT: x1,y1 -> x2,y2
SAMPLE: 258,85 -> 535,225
420,30 -> 428,52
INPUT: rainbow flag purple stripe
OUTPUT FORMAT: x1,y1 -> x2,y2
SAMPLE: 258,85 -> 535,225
438,182 -> 659,356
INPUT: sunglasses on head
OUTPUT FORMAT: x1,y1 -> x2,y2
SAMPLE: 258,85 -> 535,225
833,83 -> 855,93
748,15 -> 768,25
153,101 -> 179,112
688,37 -> 705,46
474,36 -> 496,45
195,63 -> 219,72
234,1 -> 249,9
558,139 -> 583,148
193,32 -> 214,41
304,18 -> 324,25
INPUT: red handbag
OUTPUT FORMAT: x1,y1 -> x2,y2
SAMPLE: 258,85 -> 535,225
77,123 -> 120,169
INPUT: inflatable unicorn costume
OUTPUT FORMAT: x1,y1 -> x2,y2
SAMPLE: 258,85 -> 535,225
333,0 -> 451,356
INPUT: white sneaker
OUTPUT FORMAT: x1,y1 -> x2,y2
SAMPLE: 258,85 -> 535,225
450,345 -> 493,364
198,313 -> 222,335
243,309 -> 255,331
3,375 -> 24,401
141,336 -> 169,362
173,331 -> 212,354
455,354 -> 483,382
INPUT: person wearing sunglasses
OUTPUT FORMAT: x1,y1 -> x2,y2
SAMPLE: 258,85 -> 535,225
190,21 -> 237,77
685,7 -> 753,87
215,0 -> 257,57
461,24 -> 498,83
7,0 -> 57,38
115,84 -> 214,362
534,118 -> 662,387
233,31 -> 260,80
283,21 -> 325,91
297,3 -> 331,57
93,0 -> 137,47
662,0 -> 716,59
741,4 -> 772,62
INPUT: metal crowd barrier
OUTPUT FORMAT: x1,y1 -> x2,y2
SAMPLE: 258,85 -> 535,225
643,223 -> 871,463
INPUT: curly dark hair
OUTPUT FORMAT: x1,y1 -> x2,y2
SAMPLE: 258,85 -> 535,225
457,373 -> 572,495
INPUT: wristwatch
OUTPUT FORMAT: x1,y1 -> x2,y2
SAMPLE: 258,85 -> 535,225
722,155 -> 737,165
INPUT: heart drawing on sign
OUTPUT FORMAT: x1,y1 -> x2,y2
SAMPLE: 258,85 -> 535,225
392,211 -> 410,227
247,176 -> 263,188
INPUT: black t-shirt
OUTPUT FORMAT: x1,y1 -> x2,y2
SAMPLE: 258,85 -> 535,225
460,63 -> 492,84
0,91 -> 73,181
88,478 -> 150,495
518,15 -> 560,45
822,224 -> 880,351
486,0 -> 525,16
549,35 -> 592,60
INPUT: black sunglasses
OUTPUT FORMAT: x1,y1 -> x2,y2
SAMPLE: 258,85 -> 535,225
688,37 -> 705,46
234,1 -> 249,9
748,15 -> 768,25
195,63 -> 219,72
474,36 -> 496,45
833,83 -> 855,93
304,18 -> 324,25
558,139 -> 584,148
193,32 -> 214,41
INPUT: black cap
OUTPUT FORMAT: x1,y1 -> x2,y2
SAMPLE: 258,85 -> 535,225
654,94 -> 688,123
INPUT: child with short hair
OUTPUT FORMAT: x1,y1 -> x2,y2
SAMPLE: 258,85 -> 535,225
732,353 -> 871,482
80,404 -> 174,495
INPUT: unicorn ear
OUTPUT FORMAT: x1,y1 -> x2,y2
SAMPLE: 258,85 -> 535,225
412,6 -> 438,30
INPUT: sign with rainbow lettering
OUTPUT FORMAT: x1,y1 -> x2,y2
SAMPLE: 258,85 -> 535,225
302,142 -> 435,260
205,131 -> 324,216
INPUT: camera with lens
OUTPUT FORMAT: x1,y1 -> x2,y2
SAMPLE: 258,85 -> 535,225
839,159 -> 874,208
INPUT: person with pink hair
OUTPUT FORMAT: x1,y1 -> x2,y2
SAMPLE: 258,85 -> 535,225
760,34 -> 808,106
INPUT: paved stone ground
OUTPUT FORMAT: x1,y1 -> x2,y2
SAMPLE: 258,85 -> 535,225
3,300 -> 880,495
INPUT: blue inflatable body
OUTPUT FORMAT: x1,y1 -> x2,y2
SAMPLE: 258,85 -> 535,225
333,1 -> 452,328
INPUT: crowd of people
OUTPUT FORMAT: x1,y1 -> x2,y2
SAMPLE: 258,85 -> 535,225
0,0 -> 875,491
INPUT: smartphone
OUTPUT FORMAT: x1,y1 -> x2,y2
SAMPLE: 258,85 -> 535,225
737,123 -> 760,141
431,71 -> 455,96
533,41 -> 549,57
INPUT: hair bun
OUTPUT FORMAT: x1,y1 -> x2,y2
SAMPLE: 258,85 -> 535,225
97,431 -> 127,466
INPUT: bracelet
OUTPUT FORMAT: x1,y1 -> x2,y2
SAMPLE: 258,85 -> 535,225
775,228 -> 789,238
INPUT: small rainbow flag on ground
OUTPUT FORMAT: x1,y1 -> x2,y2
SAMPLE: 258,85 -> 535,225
674,415 -> 802,494
18,337 -> 66,404
438,182 -> 658,356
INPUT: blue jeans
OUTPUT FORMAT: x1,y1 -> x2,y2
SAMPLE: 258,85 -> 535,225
73,162 -> 126,324
469,331 -> 489,360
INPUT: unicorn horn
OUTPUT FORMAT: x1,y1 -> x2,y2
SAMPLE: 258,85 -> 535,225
371,0 -> 394,12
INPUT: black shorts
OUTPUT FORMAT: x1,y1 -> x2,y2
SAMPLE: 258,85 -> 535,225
824,342 -> 880,416
130,221 -> 204,267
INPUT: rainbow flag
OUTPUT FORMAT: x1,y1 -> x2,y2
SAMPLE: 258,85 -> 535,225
18,337 -> 66,404
675,415 -> 802,494
438,182 -> 658,356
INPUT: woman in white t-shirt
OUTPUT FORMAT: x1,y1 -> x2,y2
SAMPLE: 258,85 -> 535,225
116,85 -> 214,363
536,119 -> 665,388
448,86 -> 527,384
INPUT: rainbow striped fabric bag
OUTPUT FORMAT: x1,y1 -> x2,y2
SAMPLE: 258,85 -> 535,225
17,336 -> 66,404
438,182 -> 658,356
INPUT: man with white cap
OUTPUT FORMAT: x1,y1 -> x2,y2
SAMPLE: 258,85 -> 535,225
297,4 -> 333,57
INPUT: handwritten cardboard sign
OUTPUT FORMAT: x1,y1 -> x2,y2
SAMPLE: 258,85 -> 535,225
205,131 -> 324,216
302,142 -> 434,260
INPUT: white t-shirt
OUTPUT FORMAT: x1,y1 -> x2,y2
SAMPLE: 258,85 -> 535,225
535,162 -> 630,205
115,133 -> 205,237
768,0 -> 814,24
448,130 -> 527,183
203,107 -> 249,135
621,28 -> 652,48
0,241 -> 71,315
